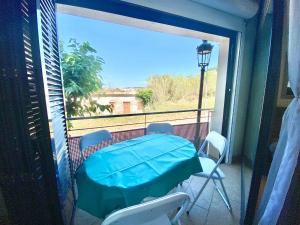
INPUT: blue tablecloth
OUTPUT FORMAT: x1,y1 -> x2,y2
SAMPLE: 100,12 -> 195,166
75,134 -> 202,218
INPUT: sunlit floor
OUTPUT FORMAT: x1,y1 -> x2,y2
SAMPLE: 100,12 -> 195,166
74,164 -> 242,225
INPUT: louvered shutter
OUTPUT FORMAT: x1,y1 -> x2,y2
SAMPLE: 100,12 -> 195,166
37,0 -> 75,224
0,0 -> 74,224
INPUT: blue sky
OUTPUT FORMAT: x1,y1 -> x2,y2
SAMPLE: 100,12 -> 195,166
57,13 -> 219,88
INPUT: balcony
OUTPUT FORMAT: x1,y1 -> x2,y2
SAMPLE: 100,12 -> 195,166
66,109 -> 243,225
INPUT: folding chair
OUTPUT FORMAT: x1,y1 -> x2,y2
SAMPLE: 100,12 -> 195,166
146,123 -> 174,134
102,192 -> 190,225
75,130 -> 113,201
187,131 -> 232,213
79,129 -> 112,160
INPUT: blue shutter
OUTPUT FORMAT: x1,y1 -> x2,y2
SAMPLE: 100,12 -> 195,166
37,0 -> 75,224
0,0 -> 74,224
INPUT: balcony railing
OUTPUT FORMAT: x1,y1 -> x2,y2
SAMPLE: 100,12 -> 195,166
66,108 -> 213,173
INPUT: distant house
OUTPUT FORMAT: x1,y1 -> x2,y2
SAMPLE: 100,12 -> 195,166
92,88 -> 144,114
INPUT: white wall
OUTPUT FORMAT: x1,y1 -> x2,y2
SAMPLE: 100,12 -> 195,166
228,18 -> 258,160
122,0 -> 246,32
210,39 -> 230,134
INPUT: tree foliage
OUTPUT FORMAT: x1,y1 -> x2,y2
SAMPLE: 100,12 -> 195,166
147,75 -> 199,102
60,39 -> 111,117
147,70 -> 216,103
136,88 -> 153,108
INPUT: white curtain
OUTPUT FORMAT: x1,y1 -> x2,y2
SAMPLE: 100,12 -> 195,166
257,0 -> 300,224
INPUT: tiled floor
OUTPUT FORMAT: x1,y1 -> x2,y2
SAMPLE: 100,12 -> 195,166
181,164 -> 241,225
74,163 -> 242,225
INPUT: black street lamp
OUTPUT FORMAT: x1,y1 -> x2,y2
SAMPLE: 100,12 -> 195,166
194,40 -> 213,149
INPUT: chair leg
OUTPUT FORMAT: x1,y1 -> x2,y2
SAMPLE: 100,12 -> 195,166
219,179 -> 232,211
187,177 -> 210,214
212,178 -> 217,187
181,176 -> 193,196
212,178 -> 232,212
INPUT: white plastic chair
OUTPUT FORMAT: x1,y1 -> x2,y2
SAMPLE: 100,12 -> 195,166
79,129 -> 112,160
101,192 -> 190,225
187,131 -> 232,213
146,123 -> 174,134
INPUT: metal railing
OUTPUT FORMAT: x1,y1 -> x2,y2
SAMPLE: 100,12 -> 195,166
66,108 -> 213,172
66,108 -> 213,137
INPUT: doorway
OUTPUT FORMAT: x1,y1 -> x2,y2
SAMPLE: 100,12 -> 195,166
57,3 -> 236,161
123,102 -> 131,114
55,1 -> 240,224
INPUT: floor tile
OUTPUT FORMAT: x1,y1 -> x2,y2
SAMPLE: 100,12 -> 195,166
206,195 -> 240,225
74,164 -> 242,225
186,176 -> 215,210
181,205 -> 208,225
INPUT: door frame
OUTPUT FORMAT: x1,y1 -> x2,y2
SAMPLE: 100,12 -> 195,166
244,0 -> 284,223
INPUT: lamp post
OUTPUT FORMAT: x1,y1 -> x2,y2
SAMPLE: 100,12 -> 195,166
194,40 -> 213,149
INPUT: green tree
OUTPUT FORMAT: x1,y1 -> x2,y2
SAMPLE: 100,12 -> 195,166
60,39 -> 111,118
136,88 -> 153,109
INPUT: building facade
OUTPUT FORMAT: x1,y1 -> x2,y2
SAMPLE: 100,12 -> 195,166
92,88 -> 143,114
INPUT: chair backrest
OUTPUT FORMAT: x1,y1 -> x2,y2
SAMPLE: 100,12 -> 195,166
79,129 -> 112,154
199,131 -> 228,161
198,131 -> 228,180
146,123 -> 174,135
102,192 -> 190,225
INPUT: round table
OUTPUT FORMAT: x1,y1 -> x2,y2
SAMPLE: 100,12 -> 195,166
75,134 -> 202,218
